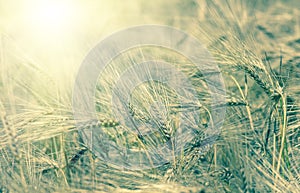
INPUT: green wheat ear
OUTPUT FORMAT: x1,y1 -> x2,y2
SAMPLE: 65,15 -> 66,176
76,118 -> 120,130
0,101 -> 21,162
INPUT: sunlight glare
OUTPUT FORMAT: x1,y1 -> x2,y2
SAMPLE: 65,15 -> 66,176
26,0 -> 78,36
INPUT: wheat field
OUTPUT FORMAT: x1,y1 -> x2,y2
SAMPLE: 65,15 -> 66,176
0,0 -> 299,192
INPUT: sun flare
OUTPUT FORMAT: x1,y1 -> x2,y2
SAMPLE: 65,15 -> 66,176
25,0 -> 78,35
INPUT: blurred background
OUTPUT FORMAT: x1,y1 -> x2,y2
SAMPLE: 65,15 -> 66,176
0,0 -> 198,83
